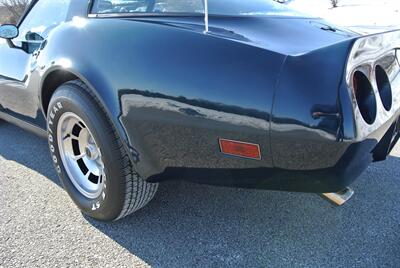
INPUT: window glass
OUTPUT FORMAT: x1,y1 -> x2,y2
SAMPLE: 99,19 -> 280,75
92,0 -> 203,14
91,0 -> 296,16
18,0 -> 72,41
208,0 -> 298,16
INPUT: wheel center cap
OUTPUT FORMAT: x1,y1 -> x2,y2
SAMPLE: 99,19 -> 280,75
85,145 -> 98,160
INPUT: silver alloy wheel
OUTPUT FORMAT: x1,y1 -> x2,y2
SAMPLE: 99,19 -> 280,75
57,112 -> 106,199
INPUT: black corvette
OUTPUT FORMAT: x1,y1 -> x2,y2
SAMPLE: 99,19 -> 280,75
0,0 -> 399,221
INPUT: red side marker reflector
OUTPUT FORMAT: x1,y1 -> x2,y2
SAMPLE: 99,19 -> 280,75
219,139 -> 261,160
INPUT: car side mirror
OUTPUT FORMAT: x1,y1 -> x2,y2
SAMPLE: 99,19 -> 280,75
0,24 -> 19,39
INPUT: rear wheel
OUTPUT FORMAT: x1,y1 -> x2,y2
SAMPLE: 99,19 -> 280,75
47,80 -> 158,221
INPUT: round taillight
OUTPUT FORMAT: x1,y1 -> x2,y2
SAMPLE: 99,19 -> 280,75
375,65 -> 392,111
352,71 -> 377,125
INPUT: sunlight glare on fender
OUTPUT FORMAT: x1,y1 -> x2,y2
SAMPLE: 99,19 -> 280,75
58,58 -> 72,69
72,16 -> 88,29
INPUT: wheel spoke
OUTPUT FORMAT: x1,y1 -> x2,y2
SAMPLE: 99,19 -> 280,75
100,169 -> 106,184
79,121 -> 86,128
70,152 -> 86,160
65,132 -> 79,140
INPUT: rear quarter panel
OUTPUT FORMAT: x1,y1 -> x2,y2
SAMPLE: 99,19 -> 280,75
39,18 -> 286,179
271,41 -> 355,170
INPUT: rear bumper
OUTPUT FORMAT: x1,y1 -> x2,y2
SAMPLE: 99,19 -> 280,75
148,115 -> 399,193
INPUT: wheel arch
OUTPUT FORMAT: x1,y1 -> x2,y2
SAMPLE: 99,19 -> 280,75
40,66 -> 119,121
39,67 -> 134,166
40,69 -> 79,116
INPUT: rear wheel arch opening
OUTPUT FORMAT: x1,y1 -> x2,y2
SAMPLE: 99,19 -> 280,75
41,70 -> 79,116
41,71 -> 136,172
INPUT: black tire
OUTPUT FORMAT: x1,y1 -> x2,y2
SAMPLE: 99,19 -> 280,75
47,80 -> 158,221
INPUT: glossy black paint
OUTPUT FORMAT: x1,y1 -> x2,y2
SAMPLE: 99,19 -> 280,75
0,0 -> 399,193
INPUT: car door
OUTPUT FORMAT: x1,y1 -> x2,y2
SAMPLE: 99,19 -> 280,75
0,0 -> 73,127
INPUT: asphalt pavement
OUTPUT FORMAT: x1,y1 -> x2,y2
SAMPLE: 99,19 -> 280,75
0,121 -> 399,267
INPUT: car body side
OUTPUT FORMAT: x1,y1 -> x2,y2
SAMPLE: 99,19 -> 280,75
1,1 -> 399,193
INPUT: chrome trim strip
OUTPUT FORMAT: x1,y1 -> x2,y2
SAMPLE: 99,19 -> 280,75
204,0 -> 209,33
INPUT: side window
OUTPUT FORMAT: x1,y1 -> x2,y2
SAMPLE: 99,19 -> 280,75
18,0 -> 72,42
153,0 -> 203,13
92,0 -> 203,14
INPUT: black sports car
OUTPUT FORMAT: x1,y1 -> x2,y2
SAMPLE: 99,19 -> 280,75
0,0 -> 399,221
